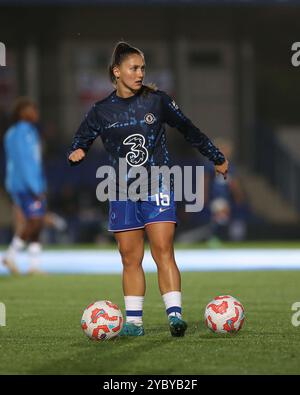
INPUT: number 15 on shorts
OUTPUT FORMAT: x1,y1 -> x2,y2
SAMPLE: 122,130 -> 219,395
155,192 -> 170,206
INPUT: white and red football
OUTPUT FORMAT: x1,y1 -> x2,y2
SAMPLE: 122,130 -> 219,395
204,295 -> 245,334
81,300 -> 123,340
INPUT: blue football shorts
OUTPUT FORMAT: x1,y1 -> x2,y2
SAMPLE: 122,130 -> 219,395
12,192 -> 47,219
108,192 -> 177,232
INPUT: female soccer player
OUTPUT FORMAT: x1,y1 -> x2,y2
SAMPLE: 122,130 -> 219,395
68,42 -> 228,337
3,98 -> 47,275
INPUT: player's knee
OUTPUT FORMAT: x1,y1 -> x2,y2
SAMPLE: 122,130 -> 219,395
27,217 -> 44,241
151,244 -> 174,265
33,221 -> 43,234
121,254 -> 144,269
118,245 -> 143,268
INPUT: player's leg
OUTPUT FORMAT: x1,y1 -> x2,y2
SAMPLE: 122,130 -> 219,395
14,204 -> 26,236
21,216 -> 44,241
114,229 -> 146,336
145,222 -> 187,337
17,193 -> 47,274
21,216 -> 45,274
2,214 -> 45,275
115,229 -> 145,296
2,204 -> 26,275
146,222 -> 179,293
44,212 -> 67,232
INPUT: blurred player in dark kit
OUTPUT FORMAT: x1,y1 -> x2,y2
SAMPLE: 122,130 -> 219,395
205,138 -> 246,246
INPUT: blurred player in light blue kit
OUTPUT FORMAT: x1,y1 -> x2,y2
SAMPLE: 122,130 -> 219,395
2,98 -> 47,274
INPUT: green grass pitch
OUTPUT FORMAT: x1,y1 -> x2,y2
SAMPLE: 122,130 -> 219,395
0,271 -> 300,374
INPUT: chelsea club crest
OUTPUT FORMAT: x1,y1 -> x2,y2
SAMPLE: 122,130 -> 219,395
144,113 -> 156,125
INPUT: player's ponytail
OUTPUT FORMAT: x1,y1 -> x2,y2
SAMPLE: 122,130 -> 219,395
108,41 -> 144,84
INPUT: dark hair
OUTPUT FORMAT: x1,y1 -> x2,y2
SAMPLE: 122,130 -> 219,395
11,97 -> 36,122
108,41 -> 144,84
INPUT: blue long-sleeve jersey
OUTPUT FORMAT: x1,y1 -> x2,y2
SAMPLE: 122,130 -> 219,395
4,120 -> 46,196
69,86 -> 225,194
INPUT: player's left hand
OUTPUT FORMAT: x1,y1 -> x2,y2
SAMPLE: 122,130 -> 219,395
215,159 -> 229,180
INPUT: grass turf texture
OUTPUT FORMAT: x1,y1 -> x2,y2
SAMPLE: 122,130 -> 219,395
0,271 -> 300,374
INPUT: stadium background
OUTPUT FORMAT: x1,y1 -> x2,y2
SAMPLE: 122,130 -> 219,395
1,0 -> 300,246
1,0 -> 300,376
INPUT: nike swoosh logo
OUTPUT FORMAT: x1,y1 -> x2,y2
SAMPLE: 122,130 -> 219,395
107,122 -> 119,129
159,207 -> 170,213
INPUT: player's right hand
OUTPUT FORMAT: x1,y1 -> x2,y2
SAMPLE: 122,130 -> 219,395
68,148 -> 86,162
215,158 -> 229,180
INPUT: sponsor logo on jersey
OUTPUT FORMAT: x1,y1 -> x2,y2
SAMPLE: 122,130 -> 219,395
171,100 -> 179,110
107,122 -> 119,129
123,134 -> 149,167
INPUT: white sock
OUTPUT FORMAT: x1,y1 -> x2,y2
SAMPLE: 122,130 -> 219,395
28,242 -> 42,270
124,296 -> 144,325
5,235 -> 25,261
162,291 -> 182,319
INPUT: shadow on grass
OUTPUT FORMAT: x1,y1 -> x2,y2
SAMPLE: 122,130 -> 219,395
26,320 -> 253,374
28,324 -> 181,374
